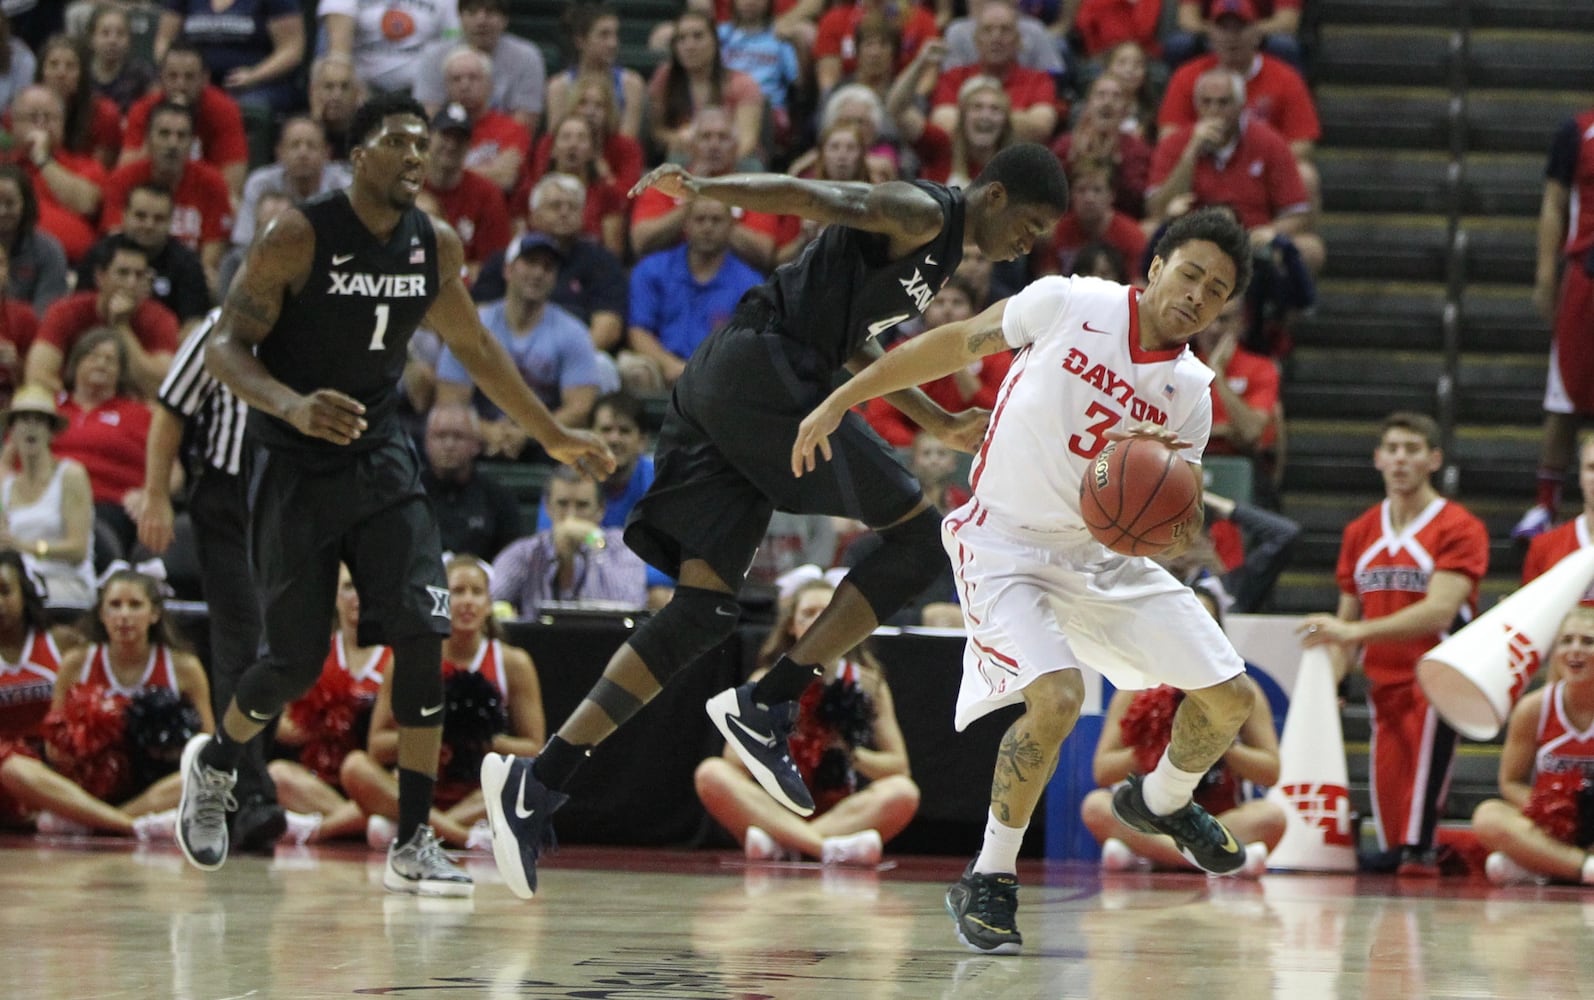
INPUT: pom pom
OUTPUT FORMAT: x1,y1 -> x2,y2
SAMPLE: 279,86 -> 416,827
1526,770 -> 1590,845
287,666 -> 376,786
815,676 -> 875,749
41,685 -> 132,802
1120,685 -> 1184,776
123,688 -> 202,788
439,670 -> 507,785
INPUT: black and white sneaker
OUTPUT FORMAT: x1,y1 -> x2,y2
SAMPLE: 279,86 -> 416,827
384,824 -> 473,896
480,753 -> 568,900
1111,773 -> 1245,875
176,734 -> 236,872
945,862 -> 1023,954
705,683 -> 813,816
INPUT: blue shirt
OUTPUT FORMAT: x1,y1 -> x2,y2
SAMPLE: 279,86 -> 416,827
628,247 -> 763,362
719,24 -> 799,111
438,301 -> 607,419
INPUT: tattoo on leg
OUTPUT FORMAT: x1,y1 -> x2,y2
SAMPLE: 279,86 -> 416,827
1167,699 -> 1231,771
990,725 -> 1049,824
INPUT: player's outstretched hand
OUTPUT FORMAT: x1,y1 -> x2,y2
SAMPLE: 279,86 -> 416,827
792,401 -> 846,477
1106,421 -> 1192,452
629,163 -> 699,200
546,428 -> 617,482
287,389 -> 367,445
938,408 -> 990,454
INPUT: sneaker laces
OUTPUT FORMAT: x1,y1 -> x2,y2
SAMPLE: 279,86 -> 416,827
1158,802 -> 1224,847
971,873 -> 1019,919
412,827 -> 458,874
193,769 -> 237,832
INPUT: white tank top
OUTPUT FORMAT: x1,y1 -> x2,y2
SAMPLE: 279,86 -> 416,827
1,462 -> 95,606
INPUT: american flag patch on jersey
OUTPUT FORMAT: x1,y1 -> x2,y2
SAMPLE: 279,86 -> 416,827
410,249 -> 426,263
1163,384 -> 1175,398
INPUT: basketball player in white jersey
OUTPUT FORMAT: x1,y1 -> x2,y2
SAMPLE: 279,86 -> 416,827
793,208 -> 1256,954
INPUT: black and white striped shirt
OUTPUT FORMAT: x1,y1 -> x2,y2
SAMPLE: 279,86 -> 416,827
157,309 -> 248,477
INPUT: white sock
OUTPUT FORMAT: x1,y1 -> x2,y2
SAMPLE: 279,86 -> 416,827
1141,755 -> 1205,816
1582,854 -> 1594,885
973,809 -> 1027,875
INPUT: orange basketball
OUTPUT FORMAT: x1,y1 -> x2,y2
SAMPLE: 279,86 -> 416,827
1079,438 -> 1201,557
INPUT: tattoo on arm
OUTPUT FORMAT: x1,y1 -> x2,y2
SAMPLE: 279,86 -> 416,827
964,323 -> 1006,355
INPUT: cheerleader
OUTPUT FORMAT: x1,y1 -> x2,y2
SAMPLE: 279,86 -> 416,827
0,550 -> 83,827
0,567 -> 209,836
694,579 -> 920,865
1473,606 -> 1594,886
344,554 -> 546,848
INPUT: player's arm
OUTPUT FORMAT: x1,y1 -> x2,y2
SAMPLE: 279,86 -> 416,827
1496,689 -> 1541,809
423,221 -> 614,480
793,297 -> 1012,475
842,338 -> 984,451
137,405 -> 183,554
631,164 -> 945,250
203,211 -> 368,446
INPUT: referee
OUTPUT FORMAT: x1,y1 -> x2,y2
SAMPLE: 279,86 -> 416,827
136,308 -> 285,851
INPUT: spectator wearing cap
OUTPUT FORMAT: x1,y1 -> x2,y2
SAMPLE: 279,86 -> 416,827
121,42 -> 249,198
1148,68 -> 1325,275
423,104 -> 510,288
414,0 -> 545,136
437,47 -> 531,193
1166,0 -> 1302,69
0,384 -> 95,609
11,85 -> 106,268
232,117 -> 351,250
621,199 -> 762,393
99,101 -> 233,295
436,233 -> 612,460
77,184 -> 212,336
470,174 -> 626,360
929,0 -> 1059,145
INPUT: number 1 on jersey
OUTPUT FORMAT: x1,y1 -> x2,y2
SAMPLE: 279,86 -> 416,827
368,303 -> 390,351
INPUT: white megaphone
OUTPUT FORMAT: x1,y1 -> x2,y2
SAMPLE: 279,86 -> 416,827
1417,544 -> 1594,740
1264,646 -> 1357,872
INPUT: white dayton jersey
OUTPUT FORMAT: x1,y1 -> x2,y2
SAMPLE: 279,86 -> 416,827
970,275 -> 1216,537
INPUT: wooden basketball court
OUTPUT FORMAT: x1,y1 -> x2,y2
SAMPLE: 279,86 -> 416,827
3,835 -> 1589,999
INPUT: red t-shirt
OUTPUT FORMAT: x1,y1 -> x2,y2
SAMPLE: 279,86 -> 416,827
912,123 -> 991,185
815,3 -> 939,76
1149,117 -> 1309,228
100,159 -> 234,251
1199,345 -> 1279,451
465,110 -> 532,184
1050,131 -> 1152,219
38,291 -> 179,360
1075,0 -> 1164,56
52,394 -> 153,505
0,299 -> 37,393
529,132 -> 644,197
123,85 -> 249,171
1335,499 -> 1489,686
1035,211 -> 1148,278
1159,54 -> 1321,144
932,63 -> 1057,116
27,150 -> 107,264
511,167 -> 628,246
1522,517 -> 1594,605
862,345 -> 1014,447
426,169 -> 511,268
631,186 -> 779,241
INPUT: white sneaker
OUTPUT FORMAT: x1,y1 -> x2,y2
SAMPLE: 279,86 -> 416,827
1238,842 -> 1269,879
1485,851 -> 1543,886
465,820 -> 492,853
36,811 -> 92,836
281,811 -> 322,846
820,829 -> 882,867
743,825 -> 787,862
1512,504 -> 1555,540
1100,837 -> 1149,872
367,814 -> 396,851
132,808 -> 178,842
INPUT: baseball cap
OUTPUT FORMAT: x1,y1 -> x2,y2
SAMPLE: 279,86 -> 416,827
507,231 -> 566,265
1210,0 -> 1258,23
431,102 -> 472,135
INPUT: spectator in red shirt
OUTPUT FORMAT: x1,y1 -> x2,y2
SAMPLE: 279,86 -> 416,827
50,325 -> 154,566
11,85 -> 105,267
630,107 -> 778,269
1052,72 -> 1152,218
814,0 -> 939,96
531,70 -> 644,195
24,236 -> 177,397
1167,0 -> 1302,69
1074,0 -> 1164,59
520,113 -> 626,259
1148,68 -> 1324,274
0,242 -> 38,404
423,104 -> 510,288
889,43 -> 1013,186
930,0 -> 1058,144
1032,163 -> 1147,280
121,42 -> 248,198
37,35 -> 122,172
649,9 -> 765,165
439,46 -> 530,193
101,102 -> 233,295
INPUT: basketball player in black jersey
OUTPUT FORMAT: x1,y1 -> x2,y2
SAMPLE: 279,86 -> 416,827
173,91 -> 613,895
481,143 -> 1069,899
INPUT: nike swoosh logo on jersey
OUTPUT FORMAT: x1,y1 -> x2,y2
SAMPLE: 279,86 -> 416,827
867,312 -> 912,338
420,703 -> 443,718
514,771 -> 536,819
246,707 -> 274,722
727,713 -> 778,749
924,254 -> 937,265
332,253 -> 355,265
1082,321 -> 1111,334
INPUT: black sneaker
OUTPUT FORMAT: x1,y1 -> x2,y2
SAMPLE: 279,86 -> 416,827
945,862 -> 1022,954
1111,774 -> 1245,875
705,683 -> 814,816
231,796 -> 287,855
480,753 -> 568,900
176,734 -> 236,871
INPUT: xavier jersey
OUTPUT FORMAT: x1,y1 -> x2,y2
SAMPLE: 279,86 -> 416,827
79,643 -> 179,697
1546,108 -> 1594,259
1535,681 -> 1594,779
1335,498 -> 1489,685
1522,516 -> 1594,603
970,275 -> 1214,537
0,630 -> 61,739
444,638 -> 508,700
744,180 -> 964,371
324,633 -> 391,699
251,190 -> 441,454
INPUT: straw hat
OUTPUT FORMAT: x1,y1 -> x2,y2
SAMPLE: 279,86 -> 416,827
1,384 -> 67,431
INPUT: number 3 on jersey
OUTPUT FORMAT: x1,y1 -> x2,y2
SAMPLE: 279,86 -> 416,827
368,304 -> 390,351
1069,401 -> 1120,459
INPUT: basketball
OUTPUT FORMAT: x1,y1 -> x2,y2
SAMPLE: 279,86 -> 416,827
1079,437 -> 1202,557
